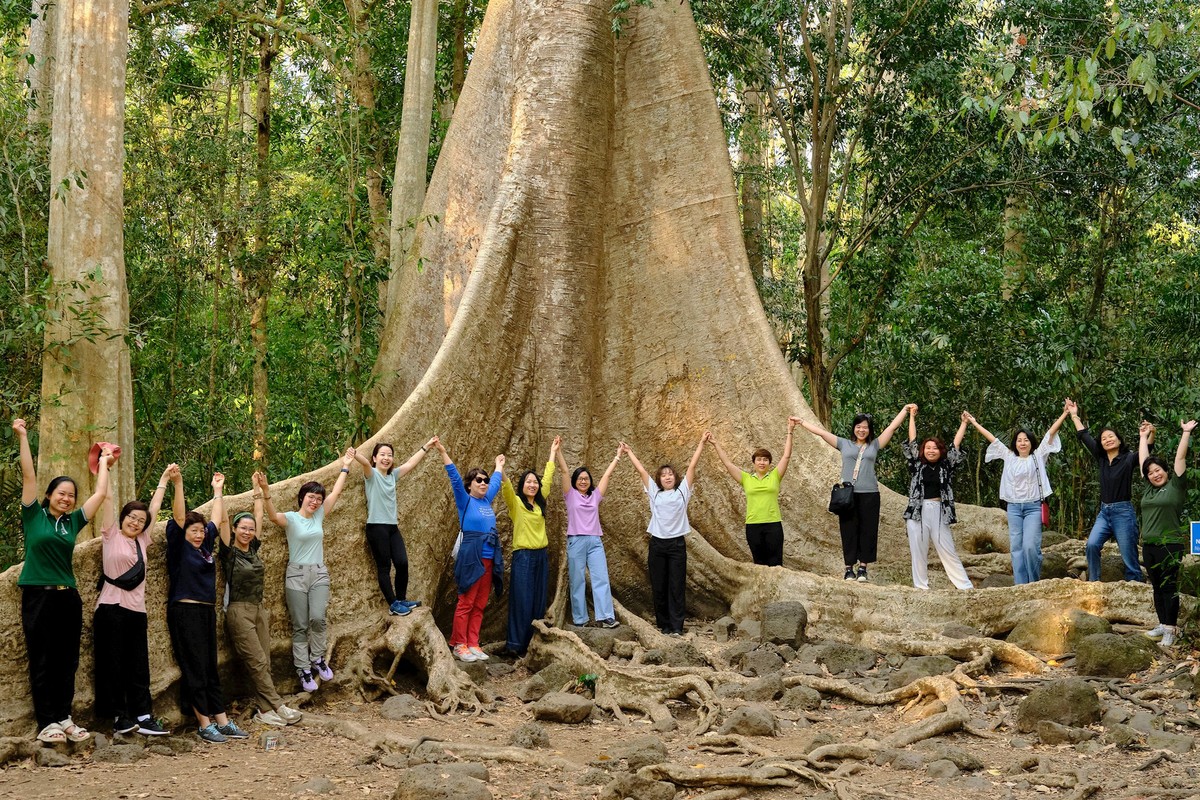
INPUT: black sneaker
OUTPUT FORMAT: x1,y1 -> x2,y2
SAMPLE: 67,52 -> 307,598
598,618 -> 619,629
856,565 -> 868,582
843,568 -> 855,580
114,716 -> 138,735
137,717 -> 168,736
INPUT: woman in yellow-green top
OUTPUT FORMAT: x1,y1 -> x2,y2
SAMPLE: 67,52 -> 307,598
706,418 -> 797,566
500,436 -> 560,656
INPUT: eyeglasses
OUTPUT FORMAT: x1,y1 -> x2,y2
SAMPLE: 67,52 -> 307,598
473,476 -> 490,485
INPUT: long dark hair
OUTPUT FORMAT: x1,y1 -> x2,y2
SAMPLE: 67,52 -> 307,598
571,467 -> 595,496
849,414 -> 876,444
41,476 -> 77,511
516,470 -> 546,513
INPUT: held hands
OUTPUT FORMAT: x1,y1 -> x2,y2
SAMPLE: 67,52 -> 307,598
425,435 -> 439,451
341,447 -> 356,468
211,471 -> 225,492
905,403 -> 918,416
12,418 -> 26,437
961,411 -> 974,424
495,454 -> 506,472
550,435 -> 562,455
787,417 -> 798,433
1139,420 -> 1155,439
99,445 -> 115,469
252,471 -> 270,496
1064,397 -> 1078,415
702,430 -> 714,445
167,464 -> 183,483
160,464 -> 177,484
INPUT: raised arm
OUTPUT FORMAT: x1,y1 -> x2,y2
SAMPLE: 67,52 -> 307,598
1138,421 -> 1154,473
101,484 -> 116,531
685,435 -> 705,487
965,412 -> 996,443
1045,402 -> 1071,441
352,443 -> 374,478
485,454 -> 505,503
146,463 -> 174,523
953,412 -> 969,450
170,462 -> 187,526
397,436 -> 439,478
13,419 -> 36,505
596,446 -> 622,496
543,436 -> 561,498
554,440 -> 570,480
908,404 -> 918,442
621,442 -> 651,489
1177,420 -> 1195,477
775,417 -> 798,478
436,438 -> 453,466
322,447 -> 356,515
794,416 -> 838,449
210,472 -> 226,534
705,432 -> 743,483
82,447 -> 113,522
877,405 -> 910,449
254,470 -> 288,528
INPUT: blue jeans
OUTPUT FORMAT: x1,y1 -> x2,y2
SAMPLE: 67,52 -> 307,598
506,548 -> 548,654
1085,501 -> 1141,581
1006,501 -> 1043,585
566,535 -> 614,625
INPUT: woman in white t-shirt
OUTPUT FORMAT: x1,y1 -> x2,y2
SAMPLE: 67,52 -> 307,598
966,403 -> 1070,584
619,437 -> 705,636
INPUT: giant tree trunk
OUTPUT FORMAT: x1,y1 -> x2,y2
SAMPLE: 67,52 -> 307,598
0,0 -> 1153,736
38,0 -> 134,520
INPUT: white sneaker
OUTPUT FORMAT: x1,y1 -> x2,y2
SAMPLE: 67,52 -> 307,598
276,704 -> 303,724
1160,627 -> 1177,647
469,647 -> 489,661
1145,623 -> 1168,639
453,644 -> 478,662
253,709 -> 286,727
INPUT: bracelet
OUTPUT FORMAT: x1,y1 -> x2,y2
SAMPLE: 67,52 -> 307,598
157,484 -> 166,490
252,493 -> 263,500
421,446 -> 428,452
340,467 -> 349,473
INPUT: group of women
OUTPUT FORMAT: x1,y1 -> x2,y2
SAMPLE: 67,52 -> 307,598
12,394 -> 1193,743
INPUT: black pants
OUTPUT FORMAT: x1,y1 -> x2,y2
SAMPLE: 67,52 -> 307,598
838,491 -> 881,565
1143,542 -> 1185,626
745,522 -> 784,566
93,604 -> 152,721
506,548 -> 548,654
365,523 -> 409,604
167,602 -> 225,718
648,536 -> 687,633
21,587 -> 83,729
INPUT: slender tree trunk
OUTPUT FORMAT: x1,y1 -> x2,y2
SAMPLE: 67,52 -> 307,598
738,87 -> 766,280
25,0 -> 56,125
442,0 -> 469,121
1001,194 -> 1025,300
249,19 -> 278,467
343,0 -> 390,265
40,0 -> 134,522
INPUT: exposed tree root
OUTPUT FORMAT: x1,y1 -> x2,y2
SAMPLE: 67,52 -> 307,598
690,789 -> 749,800
638,761 -> 831,791
860,632 -> 1045,675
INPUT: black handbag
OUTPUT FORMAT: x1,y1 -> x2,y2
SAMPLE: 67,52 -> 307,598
828,444 -> 865,516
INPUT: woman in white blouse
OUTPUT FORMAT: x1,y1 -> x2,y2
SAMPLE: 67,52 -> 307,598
966,402 -> 1070,584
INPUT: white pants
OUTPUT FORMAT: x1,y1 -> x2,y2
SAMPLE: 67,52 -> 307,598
906,500 -> 973,590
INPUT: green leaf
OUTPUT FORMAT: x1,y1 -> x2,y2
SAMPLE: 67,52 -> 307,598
1105,38 -> 1116,60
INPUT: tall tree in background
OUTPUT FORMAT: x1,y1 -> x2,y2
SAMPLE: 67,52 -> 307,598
24,0 -> 54,124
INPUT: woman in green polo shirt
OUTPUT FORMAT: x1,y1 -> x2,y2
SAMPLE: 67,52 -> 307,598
13,418 -> 111,743
705,418 -> 797,566
1137,419 -> 1194,648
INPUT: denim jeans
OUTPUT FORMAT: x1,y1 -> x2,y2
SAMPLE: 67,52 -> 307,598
1085,501 -> 1141,581
567,535 -> 614,625
1006,501 -> 1043,584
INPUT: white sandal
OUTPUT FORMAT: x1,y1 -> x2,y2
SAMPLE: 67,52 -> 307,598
59,718 -> 90,742
36,722 -> 66,743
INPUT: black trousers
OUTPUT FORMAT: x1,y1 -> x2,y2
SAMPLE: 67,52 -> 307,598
648,536 -> 687,633
365,523 -> 409,604
93,603 -> 152,721
745,522 -> 784,566
838,491 -> 881,565
21,587 -> 83,728
1143,542 -> 1185,626
167,602 -> 225,718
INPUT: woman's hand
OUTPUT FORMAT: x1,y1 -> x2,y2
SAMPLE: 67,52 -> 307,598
425,435 -> 439,450
342,447 -> 356,468
212,471 -> 225,492
12,418 -> 26,437
962,411 -> 974,424
1182,420 -> 1197,434
787,417 -> 798,433
1064,397 -> 1078,415
1139,420 -> 1154,438
906,403 -> 918,416
495,454 -> 506,472
550,435 -> 562,455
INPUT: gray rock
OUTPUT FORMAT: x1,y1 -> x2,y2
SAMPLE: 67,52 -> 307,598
381,693 -> 427,721
536,663 -> 577,693
610,735 -> 667,770
873,749 -> 898,766
487,662 -> 517,678
1036,721 -> 1096,745
510,723 -> 550,749
714,682 -> 744,699
713,616 -> 737,642
574,627 -> 622,658
380,754 -> 410,769
531,692 -> 594,724
1074,739 -> 1105,755
941,623 -> 978,639
742,649 -> 785,677
295,777 -> 336,795
1103,723 -> 1143,749
35,748 -> 72,768
743,674 -> 784,702
650,716 -> 679,733
927,759 -> 960,779
780,685 -> 822,710
1102,705 -> 1131,726
793,731 -> 836,755
1040,551 -> 1069,579
517,675 -> 549,703
914,742 -> 984,771
777,644 -> 797,661
409,740 -> 457,764
524,785 -> 554,800
663,640 -> 708,668
1008,737 -> 1032,749
640,649 -> 666,666
887,655 -> 958,690
1017,678 -> 1101,732
760,601 -> 808,647
958,776 -> 994,792
577,768 -> 611,785
147,744 -> 175,757
1008,609 -> 1111,655
893,751 -> 925,770
979,574 -> 1014,589
93,744 -> 147,764
160,736 -> 194,754
737,618 -> 762,640
812,642 -> 877,674
92,733 -> 110,751
598,773 -> 676,800
393,763 -> 492,800
1128,711 -> 1156,733
718,704 -> 778,737
1075,633 -> 1155,678
721,640 -> 758,664
1146,730 -> 1194,754
457,660 -> 488,684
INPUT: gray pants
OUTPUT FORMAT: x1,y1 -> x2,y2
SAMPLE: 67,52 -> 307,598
284,563 -> 330,671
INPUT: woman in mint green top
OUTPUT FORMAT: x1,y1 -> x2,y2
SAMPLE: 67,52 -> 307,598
1137,419 -> 1194,647
705,419 -> 797,566
13,418 -> 111,743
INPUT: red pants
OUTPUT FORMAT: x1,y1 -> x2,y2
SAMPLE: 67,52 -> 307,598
450,558 -> 493,647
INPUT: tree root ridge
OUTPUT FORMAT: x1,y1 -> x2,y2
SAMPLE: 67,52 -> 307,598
638,761 -> 831,791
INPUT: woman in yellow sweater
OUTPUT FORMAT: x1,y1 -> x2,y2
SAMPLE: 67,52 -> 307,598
500,436 -> 560,656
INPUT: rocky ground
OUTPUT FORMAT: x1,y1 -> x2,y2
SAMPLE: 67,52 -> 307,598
0,599 -> 1197,800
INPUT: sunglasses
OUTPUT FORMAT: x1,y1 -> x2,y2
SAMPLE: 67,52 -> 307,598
473,476 -> 490,485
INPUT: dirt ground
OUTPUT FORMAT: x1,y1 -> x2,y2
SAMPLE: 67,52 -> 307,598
1,618 -> 1197,800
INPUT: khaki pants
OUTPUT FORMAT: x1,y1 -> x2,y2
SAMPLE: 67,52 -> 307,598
225,601 -> 283,712
284,563 -> 330,671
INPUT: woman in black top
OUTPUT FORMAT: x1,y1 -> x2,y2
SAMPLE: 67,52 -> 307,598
1065,398 -> 1141,582
901,408 -> 973,590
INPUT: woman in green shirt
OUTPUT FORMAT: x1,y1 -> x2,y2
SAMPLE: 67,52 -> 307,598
1137,419 -> 1194,648
13,418 -> 111,743
706,418 -> 797,566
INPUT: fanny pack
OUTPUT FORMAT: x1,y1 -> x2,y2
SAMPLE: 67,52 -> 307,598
97,538 -> 146,592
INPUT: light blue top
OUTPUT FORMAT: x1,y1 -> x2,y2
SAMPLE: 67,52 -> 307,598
284,507 -> 326,565
363,469 -> 398,525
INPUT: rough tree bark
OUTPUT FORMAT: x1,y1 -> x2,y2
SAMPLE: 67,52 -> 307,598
0,0 -> 1155,735
24,0 -> 56,125
38,0 -> 135,526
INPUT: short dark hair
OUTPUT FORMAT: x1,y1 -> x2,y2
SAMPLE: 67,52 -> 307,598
1142,455 -> 1170,480
751,448 -> 773,464
41,476 -> 77,511
119,500 -> 150,528
464,468 -> 489,489
1097,427 -> 1130,455
371,442 -> 395,475
296,481 -> 326,508
516,469 -> 546,514
849,414 -> 876,444
918,437 -> 948,464
1011,428 -> 1037,453
571,467 -> 595,495
655,465 -> 678,491
183,510 -> 207,530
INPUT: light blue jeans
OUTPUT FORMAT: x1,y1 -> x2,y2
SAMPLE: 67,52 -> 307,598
566,535 -> 614,625
1006,501 -> 1043,585
1085,501 -> 1141,582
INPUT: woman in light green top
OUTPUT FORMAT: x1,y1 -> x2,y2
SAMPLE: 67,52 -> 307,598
705,418 -> 797,566
1137,419 -> 1194,648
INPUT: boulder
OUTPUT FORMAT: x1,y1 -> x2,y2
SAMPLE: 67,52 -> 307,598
662,640 -> 707,668
598,773 -> 676,800
380,694 -> 427,721
1016,678 -> 1101,732
573,627 -> 622,658
713,616 -> 737,642
1075,633 -> 1155,678
1036,721 -> 1096,745
517,674 -> 549,703
940,623 -> 978,639
742,674 -> 783,702
535,663 -> 577,693
295,777 -> 336,795
811,642 -> 877,674
1040,552 -> 1069,579
35,748 -> 72,768
1146,730 -> 1194,754
914,742 -> 984,771
718,704 -> 778,737
886,655 -> 958,690
737,619 -> 762,640
93,743 -> 148,764
740,648 -> 784,677
393,764 -> 492,800
1007,609 -> 1111,655
531,692 -> 593,724
759,601 -> 808,647
610,735 -> 667,770
979,574 -> 1014,589
926,759 -> 960,779
510,723 -> 550,749
779,685 -> 822,710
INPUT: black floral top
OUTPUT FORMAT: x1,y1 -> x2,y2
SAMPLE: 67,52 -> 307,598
903,440 -> 965,525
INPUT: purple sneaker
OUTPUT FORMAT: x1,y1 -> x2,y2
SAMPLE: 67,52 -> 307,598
311,658 -> 334,682
298,670 -> 318,692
